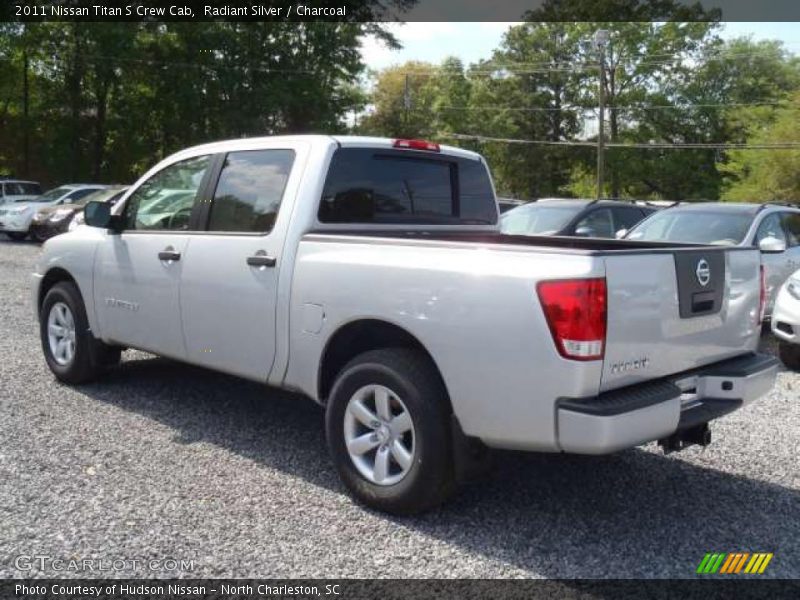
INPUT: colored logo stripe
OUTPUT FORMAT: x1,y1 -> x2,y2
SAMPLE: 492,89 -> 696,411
698,553 -> 773,574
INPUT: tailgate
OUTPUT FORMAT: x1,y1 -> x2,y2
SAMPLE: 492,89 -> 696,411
600,247 -> 762,392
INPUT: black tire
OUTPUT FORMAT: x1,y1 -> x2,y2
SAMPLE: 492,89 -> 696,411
40,281 -> 121,384
325,348 -> 455,515
779,341 -> 800,371
6,232 -> 27,241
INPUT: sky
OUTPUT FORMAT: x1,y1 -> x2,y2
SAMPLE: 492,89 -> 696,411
360,22 -> 800,72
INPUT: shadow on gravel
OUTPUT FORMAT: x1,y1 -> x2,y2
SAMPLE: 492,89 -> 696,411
75,347 -> 799,578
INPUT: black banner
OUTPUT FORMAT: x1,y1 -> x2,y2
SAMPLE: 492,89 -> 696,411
2,580 -> 800,600
3,0 -> 800,22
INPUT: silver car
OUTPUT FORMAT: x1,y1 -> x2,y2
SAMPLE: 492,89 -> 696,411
626,202 -> 800,317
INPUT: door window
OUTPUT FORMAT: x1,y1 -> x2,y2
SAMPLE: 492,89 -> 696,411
611,207 -> 647,232
781,212 -> 800,247
574,208 -> 614,238
755,213 -> 788,245
207,149 -> 295,233
123,155 -> 211,231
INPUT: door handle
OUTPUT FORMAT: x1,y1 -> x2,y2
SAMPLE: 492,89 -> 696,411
246,254 -> 276,268
158,250 -> 181,261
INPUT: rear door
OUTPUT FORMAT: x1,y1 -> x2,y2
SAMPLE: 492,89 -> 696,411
179,143 -> 306,381
600,246 -> 761,391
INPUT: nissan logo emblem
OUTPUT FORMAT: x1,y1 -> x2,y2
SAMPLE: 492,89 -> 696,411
696,258 -> 711,286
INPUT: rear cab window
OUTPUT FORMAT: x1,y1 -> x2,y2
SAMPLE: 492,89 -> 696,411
318,148 -> 497,225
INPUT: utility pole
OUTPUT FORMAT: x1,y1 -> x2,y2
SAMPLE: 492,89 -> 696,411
594,29 -> 609,200
403,73 -> 411,136
23,48 -> 30,177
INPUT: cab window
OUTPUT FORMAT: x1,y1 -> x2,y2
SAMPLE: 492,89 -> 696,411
123,155 -> 211,231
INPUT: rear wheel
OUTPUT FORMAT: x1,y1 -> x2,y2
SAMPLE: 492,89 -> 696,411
40,281 -> 121,383
778,341 -> 800,371
6,232 -> 27,241
325,348 -> 455,515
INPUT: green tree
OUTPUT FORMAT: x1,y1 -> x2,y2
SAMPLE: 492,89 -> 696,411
722,94 -> 800,201
359,61 -> 440,138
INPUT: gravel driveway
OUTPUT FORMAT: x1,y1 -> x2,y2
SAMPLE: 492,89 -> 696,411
1,236 -> 798,579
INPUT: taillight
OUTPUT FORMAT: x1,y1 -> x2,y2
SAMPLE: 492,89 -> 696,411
393,139 -> 440,152
758,264 -> 766,322
536,278 -> 607,361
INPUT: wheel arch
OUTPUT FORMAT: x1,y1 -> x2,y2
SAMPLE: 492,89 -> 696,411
38,267 -> 81,314
317,318 -> 452,411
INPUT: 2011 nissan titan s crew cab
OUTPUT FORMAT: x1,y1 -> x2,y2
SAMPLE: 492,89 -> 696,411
33,136 -> 779,514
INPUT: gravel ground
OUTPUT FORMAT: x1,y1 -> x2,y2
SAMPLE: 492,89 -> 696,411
0,236 -> 798,579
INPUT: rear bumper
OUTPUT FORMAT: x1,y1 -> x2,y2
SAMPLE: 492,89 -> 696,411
557,353 -> 779,454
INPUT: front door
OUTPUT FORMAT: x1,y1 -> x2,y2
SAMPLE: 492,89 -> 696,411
179,147 -> 300,381
94,154 -> 213,358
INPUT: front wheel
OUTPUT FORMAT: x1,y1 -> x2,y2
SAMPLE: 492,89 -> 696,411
779,340 -> 800,371
325,348 -> 455,515
40,281 -> 121,383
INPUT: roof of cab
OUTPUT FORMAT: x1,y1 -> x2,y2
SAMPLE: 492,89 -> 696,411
170,134 -> 483,162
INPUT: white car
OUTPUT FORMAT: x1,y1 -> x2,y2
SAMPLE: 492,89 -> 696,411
0,179 -> 42,204
0,184 -> 106,240
771,269 -> 800,370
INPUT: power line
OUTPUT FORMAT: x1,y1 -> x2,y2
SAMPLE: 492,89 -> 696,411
437,101 -> 792,113
443,133 -> 800,150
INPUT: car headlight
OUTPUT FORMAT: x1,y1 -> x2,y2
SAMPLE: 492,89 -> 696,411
49,208 -> 75,222
11,206 -> 31,215
788,281 -> 800,301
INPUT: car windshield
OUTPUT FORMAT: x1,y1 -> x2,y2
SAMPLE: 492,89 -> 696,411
74,188 -> 124,207
626,210 -> 753,245
500,204 -> 581,235
31,186 -> 72,203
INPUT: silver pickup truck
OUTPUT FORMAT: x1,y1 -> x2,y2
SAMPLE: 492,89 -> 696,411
33,136 -> 778,514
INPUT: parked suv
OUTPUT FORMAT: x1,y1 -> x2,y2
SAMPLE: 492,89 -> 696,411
0,179 -> 42,204
626,202 -> 800,316
0,184 -> 106,241
500,198 -> 657,238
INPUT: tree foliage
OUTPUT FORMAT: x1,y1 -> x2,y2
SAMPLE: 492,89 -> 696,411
0,21 -> 396,185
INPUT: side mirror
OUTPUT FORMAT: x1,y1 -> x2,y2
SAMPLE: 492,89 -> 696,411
615,228 -> 628,239
575,226 -> 596,238
758,236 -> 786,254
83,200 -> 122,232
